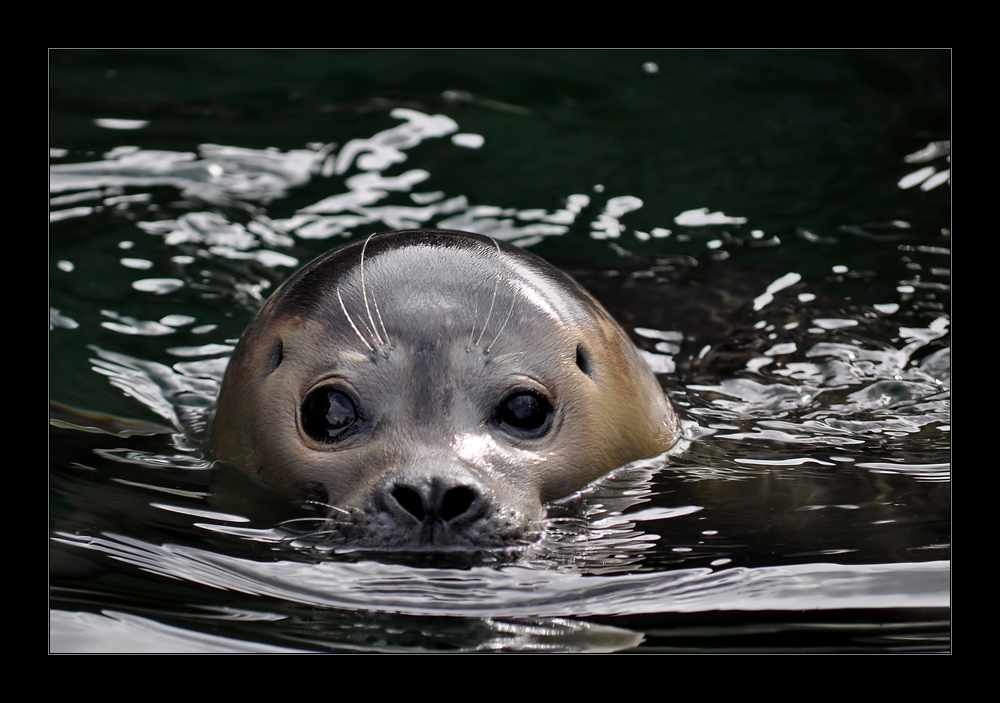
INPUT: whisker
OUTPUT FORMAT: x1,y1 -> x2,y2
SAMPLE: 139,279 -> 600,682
338,287 -> 375,353
372,286 -> 391,354
280,516 -> 329,527
467,287 -> 480,352
300,529 -> 345,540
485,279 -> 517,354
359,233 -> 386,353
320,504 -> 352,517
474,237 -> 503,349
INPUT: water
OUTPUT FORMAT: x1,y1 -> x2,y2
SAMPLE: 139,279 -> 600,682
50,50 -> 950,652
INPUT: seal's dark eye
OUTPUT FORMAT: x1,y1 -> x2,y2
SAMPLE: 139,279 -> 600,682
301,386 -> 357,443
495,391 -> 553,439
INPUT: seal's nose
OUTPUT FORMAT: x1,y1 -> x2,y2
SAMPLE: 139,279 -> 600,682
390,482 -> 478,523
376,470 -> 492,544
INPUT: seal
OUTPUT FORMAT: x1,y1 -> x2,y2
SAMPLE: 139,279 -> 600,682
209,229 -> 680,549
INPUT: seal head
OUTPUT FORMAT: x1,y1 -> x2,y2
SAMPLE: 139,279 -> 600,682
209,229 -> 679,549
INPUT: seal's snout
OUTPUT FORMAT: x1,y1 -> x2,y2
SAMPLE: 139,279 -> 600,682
318,464 -> 535,551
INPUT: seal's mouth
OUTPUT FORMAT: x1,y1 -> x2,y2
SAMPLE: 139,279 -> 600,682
275,503 -> 544,566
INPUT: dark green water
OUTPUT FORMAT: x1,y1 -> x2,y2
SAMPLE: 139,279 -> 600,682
50,50 -> 950,652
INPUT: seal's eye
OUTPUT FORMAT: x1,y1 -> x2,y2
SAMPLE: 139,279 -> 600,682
495,391 -> 553,439
301,386 -> 358,443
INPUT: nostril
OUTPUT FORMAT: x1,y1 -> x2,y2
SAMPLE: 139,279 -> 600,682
441,486 -> 476,522
392,486 -> 425,521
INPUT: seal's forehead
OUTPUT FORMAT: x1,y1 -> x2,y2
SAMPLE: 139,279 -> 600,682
269,230 -> 601,328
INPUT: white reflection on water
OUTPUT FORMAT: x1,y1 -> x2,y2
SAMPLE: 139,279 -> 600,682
52,531 -> 949,616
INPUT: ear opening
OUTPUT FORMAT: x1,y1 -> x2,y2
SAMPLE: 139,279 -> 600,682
576,343 -> 595,381
267,338 -> 284,375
